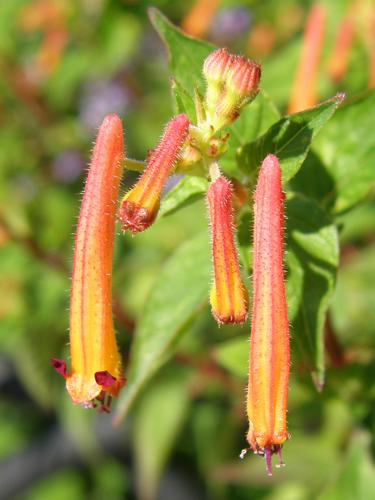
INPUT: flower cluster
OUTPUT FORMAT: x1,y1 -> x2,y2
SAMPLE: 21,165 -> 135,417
52,48 -> 290,476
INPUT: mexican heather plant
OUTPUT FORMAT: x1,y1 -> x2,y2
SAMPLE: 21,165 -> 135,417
51,13 -> 349,481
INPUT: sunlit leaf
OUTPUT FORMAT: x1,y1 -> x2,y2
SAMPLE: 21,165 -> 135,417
238,94 -> 344,184
160,176 -> 208,217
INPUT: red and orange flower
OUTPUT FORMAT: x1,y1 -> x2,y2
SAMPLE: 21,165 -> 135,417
51,114 -> 125,412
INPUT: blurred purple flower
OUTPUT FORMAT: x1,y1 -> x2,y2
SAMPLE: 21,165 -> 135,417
163,174 -> 185,195
79,80 -> 131,131
52,150 -> 85,183
211,7 -> 252,43
141,30 -> 166,61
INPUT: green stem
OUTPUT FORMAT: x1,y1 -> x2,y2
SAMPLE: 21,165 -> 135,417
124,158 -> 145,172
208,160 -> 221,182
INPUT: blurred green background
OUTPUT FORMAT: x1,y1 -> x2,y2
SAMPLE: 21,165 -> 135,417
1,0 -> 375,499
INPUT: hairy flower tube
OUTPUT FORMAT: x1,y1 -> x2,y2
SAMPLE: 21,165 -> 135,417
118,114 -> 190,234
207,174 -> 248,324
51,114 -> 125,412
242,154 -> 290,475
203,48 -> 261,130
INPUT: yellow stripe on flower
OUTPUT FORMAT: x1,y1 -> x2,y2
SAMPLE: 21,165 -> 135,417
118,114 -> 190,234
241,154 -> 290,475
207,175 -> 248,325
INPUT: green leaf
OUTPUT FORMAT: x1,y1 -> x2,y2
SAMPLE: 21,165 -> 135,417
114,232 -> 210,423
58,396 -> 100,462
133,368 -> 191,500
238,94 -> 344,184
236,208 -> 253,272
286,194 -> 339,388
311,90 -> 375,214
170,77 -> 197,120
23,469 -> 86,500
159,176 -> 208,217
213,337 -> 248,378
320,431 -> 375,500
331,245 -> 375,348
261,38 -> 302,105
221,91 -> 280,179
149,7 -> 214,108
338,202 -> 375,244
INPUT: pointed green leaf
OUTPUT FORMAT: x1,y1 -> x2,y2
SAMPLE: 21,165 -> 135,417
238,94 -> 344,184
149,7 -> 214,105
170,77 -> 197,119
312,90 -> 375,213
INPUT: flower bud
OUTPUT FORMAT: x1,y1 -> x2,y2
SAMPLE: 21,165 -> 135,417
207,175 -> 248,324
119,114 -> 190,233
51,114 -> 125,412
203,48 -> 261,131
226,55 -> 261,102
203,49 -> 232,124
242,154 -> 290,475
217,56 -> 260,123
203,47 -> 232,85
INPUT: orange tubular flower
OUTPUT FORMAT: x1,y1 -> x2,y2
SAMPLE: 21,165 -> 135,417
327,16 -> 354,83
51,114 -> 125,412
243,154 -> 290,475
288,3 -> 326,113
181,0 -> 220,39
207,175 -> 248,325
118,114 -> 190,234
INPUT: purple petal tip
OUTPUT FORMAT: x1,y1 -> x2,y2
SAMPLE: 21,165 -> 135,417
95,370 -> 117,387
265,448 -> 273,476
50,358 -> 67,378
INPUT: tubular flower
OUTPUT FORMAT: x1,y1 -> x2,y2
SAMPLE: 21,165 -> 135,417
327,16 -> 354,83
288,4 -> 326,113
243,154 -> 290,475
207,175 -> 248,325
118,114 -> 190,234
51,114 -> 125,412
